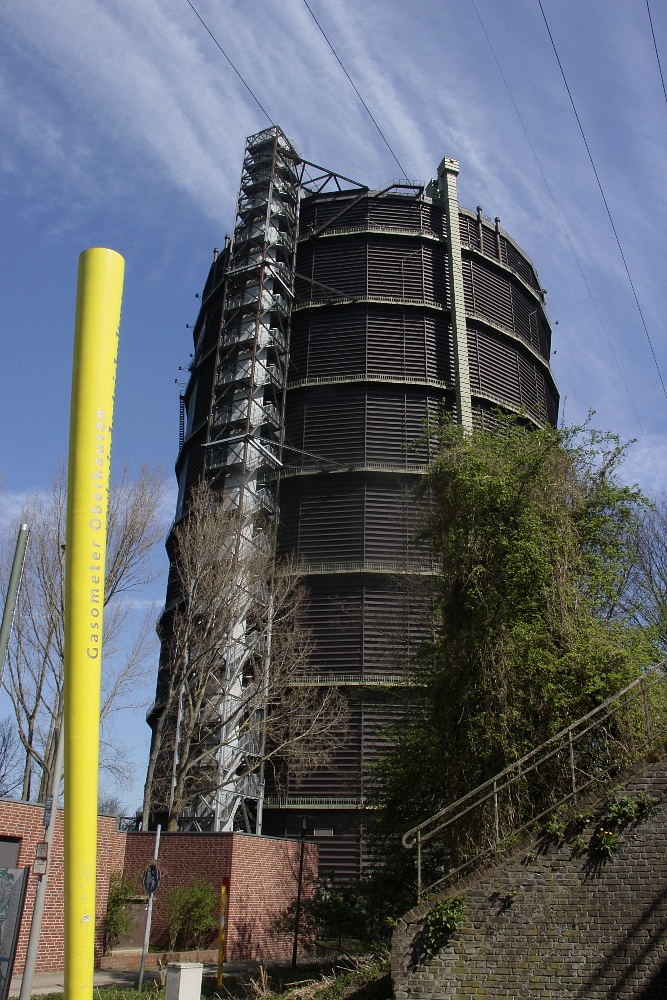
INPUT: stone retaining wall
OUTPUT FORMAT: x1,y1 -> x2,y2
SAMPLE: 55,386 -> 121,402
392,751 -> 667,998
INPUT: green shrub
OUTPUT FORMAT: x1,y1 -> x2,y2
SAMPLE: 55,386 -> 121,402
165,879 -> 218,951
572,808 -> 594,827
605,791 -> 638,827
590,826 -> 620,859
103,873 -> 137,955
637,791 -> 660,818
543,814 -> 566,840
422,896 -> 466,956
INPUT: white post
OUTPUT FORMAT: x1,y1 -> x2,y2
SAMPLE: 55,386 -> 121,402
438,157 -> 473,432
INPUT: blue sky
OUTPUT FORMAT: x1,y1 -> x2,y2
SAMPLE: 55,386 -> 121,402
1,0 -> 667,811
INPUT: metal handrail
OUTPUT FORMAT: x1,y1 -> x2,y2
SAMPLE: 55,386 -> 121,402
402,659 -> 667,900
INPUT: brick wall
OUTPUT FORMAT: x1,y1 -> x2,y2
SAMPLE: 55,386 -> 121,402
230,833 -> 318,961
392,752 -> 667,999
1,800 -> 318,975
0,799 -> 126,973
124,831 -> 318,963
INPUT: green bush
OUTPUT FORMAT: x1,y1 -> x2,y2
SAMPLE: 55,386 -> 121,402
103,873 -> 137,956
422,896 -> 466,956
543,814 -> 566,840
165,879 -> 218,951
605,791 -> 638,827
590,826 -> 620,859
637,791 -> 660,818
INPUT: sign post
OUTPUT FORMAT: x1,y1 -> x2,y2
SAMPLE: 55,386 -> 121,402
138,825 -> 161,993
64,248 -> 124,1000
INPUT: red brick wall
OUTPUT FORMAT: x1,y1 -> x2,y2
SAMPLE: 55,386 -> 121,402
124,831 -> 318,962
0,799 -> 318,973
0,798 -> 126,973
229,834 -> 317,961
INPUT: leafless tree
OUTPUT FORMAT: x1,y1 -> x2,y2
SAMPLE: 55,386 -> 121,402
0,718 -> 22,798
143,483 -> 347,831
626,493 -> 667,651
1,462 -> 165,800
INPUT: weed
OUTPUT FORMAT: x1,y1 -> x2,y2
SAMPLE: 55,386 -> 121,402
637,791 -> 660,818
605,791 -> 638,827
589,826 -> 620,859
571,808 -> 594,828
542,814 -> 565,840
422,897 -> 466,956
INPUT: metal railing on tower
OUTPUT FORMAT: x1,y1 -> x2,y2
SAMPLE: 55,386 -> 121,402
178,127 -> 301,834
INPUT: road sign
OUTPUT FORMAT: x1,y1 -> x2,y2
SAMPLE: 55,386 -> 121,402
42,796 -> 53,829
141,864 -> 160,895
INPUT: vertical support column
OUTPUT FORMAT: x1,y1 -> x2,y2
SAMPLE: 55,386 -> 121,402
438,157 -> 473,432
65,247 -> 124,1000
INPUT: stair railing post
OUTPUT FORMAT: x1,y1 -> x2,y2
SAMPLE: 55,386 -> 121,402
568,729 -> 577,802
641,676 -> 653,745
493,779 -> 500,844
416,830 -> 422,903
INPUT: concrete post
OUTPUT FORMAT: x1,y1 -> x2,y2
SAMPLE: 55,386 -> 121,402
438,157 -> 473,432
165,963 -> 203,1000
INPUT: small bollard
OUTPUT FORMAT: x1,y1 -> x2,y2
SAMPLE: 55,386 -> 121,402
165,962 -> 203,1000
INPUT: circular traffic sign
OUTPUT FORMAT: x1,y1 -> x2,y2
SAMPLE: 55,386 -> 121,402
142,863 -> 160,895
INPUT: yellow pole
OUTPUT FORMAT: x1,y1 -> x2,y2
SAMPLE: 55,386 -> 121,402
217,884 -> 228,987
64,248 -> 124,999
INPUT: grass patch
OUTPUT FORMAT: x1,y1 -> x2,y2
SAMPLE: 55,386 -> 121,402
31,955 -> 391,1000
214,955 -> 391,1000
34,992 -> 162,1000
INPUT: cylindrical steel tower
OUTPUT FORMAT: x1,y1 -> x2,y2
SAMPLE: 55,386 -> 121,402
149,130 -> 558,879
260,158 -> 558,876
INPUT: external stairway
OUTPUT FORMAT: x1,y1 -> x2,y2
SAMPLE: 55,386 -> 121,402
392,660 -> 667,998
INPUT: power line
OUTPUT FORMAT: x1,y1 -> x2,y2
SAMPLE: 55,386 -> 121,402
646,0 -> 667,110
537,0 -> 667,404
183,0 -> 274,125
470,0 -> 663,488
301,0 -> 409,180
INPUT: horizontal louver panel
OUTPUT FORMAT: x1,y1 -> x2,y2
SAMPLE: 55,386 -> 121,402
501,236 -> 541,290
296,239 -> 367,300
278,474 -> 430,565
463,258 -> 549,359
458,213 -> 480,250
300,196 -> 369,232
288,308 -> 454,384
284,386 -> 446,470
467,324 -> 553,424
481,225 -> 497,257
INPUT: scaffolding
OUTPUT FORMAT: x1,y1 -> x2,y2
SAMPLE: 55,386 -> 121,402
178,126 -> 301,832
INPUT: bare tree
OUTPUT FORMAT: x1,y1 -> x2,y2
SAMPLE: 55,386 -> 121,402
627,494 -> 667,650
1,462 -> 165,800
143,483 -> 347,831
0,718 -> 22,798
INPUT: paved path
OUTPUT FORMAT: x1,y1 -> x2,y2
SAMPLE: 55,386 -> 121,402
9,962 -> 257,996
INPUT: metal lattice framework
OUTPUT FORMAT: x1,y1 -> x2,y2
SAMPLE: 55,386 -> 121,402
178,127 -> 301,832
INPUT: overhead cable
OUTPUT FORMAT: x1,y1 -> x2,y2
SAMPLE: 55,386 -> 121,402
646,0 -> 667,110
301,0 -> 409,179
537,0 -> 667,404
183,0 -> 274,125
470,0 -> 663,487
